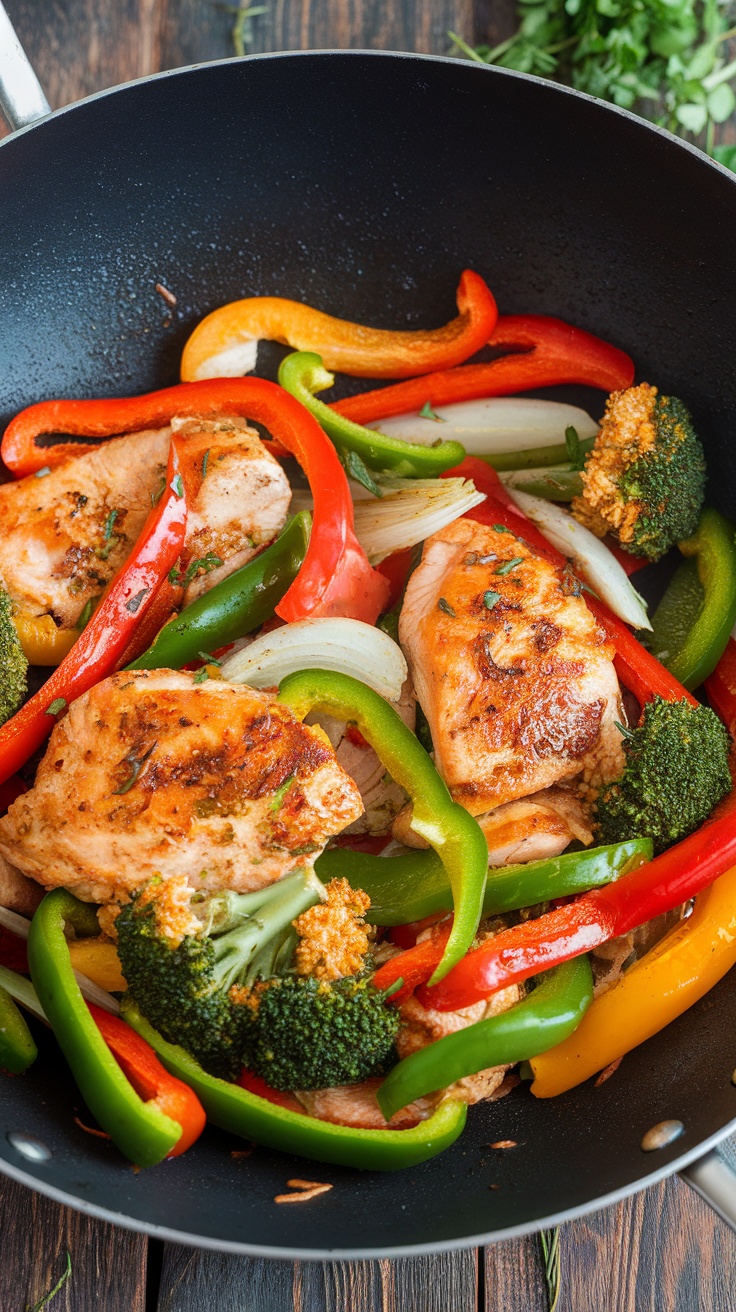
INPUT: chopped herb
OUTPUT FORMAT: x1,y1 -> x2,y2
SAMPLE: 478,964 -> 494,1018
492,524 -> 510,533
343,448 -> 383,498
197,650 -> 222,666
539,1226 -> 561,1312
94,536 -> 120,561
171,474 -> 184,499
419,400 -> 445,422
494,557 -> 524,576
193,667 -> 210,684
438,597 -> 456,616
112,741 -> 157,795
202,449 -> 210,479
76,595 -> 101,631
150,475 -> 166,506
270,775 -> 295,812
125,588 -> 150,614
34,466 -> 51,478
290,842 -> 321,856
26,1251 -> 72,1312
45,697 -> 67,717
565,425 -> 586,472
169,554 -> 224,588
103,508 -> 119,540
484,590 -> 501,609
615,720 -> 636,740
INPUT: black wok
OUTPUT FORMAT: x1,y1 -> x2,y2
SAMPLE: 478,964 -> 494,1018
1,10 -> 736,1258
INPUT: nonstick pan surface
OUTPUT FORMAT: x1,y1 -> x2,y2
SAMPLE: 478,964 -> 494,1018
1,50 -> 736,1256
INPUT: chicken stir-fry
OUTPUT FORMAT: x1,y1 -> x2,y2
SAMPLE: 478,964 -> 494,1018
0,415 -> 290,630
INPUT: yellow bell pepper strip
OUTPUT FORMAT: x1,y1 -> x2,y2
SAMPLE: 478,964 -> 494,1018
377,957 -> 593,1119
316,837 -> 653,926
123,999 -> 467,1169
277,670 -> 488,984
278,352 -> 466,477
0,437 -> 188,788
179,271 -> 498,382
649,508 -> 736,691
12,612 -> 78,667
28,891 -> 183,1166
529,862 -> 736,1097
68,938 -> 127,992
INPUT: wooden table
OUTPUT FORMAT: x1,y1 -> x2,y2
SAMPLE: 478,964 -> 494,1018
2,2 -> 736,1308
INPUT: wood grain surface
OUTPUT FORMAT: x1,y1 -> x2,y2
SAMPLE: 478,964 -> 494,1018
2,1 -> 736,1309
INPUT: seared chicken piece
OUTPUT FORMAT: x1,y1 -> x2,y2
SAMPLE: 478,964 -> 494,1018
393,784 -> 593,863
0,669 -> 363,903
399,518 -> 625,815
0,416 -> 290,630
294,1079 -> 434,1130
0,853 -> 43,915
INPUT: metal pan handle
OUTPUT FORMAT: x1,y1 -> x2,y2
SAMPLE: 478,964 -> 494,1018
680,1138 -> 736,1232
0,1 -> 50,131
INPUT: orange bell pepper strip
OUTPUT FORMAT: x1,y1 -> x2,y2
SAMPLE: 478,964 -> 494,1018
179,270 -> 498,382
89,1002 -> 206,1156
528,862 -> 736,1097
0,437 -> 188,787
331,315 -> 635,425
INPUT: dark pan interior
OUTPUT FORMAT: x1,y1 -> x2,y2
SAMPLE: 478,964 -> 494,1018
1,51 -> 736,1255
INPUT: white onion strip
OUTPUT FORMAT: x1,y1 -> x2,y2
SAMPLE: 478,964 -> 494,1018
505,488 -> 652,631
352,477 -> 485,563
367,398 -> 598,453
222,618 -> 408,702
0,903 -> 120,1014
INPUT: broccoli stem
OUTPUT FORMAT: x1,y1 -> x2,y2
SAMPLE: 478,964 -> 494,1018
209,868 -> 324,992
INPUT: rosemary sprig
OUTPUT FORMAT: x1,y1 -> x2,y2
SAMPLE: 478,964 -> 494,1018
27,1252 -> 72,1311
539,1226 -> 561,1312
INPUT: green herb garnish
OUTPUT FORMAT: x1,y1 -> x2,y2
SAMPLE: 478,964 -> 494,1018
419,400 -> 445,422
484,590 -> 501,609
45,697 -> 67,717
495,557 -> 524,576
438,597 -> 456,616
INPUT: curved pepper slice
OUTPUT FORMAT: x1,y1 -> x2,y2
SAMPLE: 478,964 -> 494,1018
316,837 -> 652,926
12,612 -> 79,667
128,512 -> 311,672
529,862 -> 736,1097
0,438 -> 188,787
277,670 -> 487,984
415,786 -> 736,1012
278,352 -> 466,477
705,637 -> 736,738
0,982 -> 37,1074
649,508 -> 736,691
28,891 -> 184,1166
377,957 -> 593,1119
122,1000 -> 466,1170
179,271 -> 498,382
331,315 -> 635,426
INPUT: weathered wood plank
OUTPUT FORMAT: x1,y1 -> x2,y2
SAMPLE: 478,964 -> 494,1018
0,1174 -> 146,1311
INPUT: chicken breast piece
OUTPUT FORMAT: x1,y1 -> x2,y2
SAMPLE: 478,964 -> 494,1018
0,670 -> 363,903
0,416 -> 290,629
399,518 -> 625,814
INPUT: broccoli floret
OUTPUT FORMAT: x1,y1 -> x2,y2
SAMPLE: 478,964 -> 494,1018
246,974 -> 400,1091
595,696 -> 731,854
0,590 -> 27,726
116,868 -> 324,1080
572,383 -> 706,560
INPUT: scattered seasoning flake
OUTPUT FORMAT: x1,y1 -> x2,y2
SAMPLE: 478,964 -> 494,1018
27,1251 -> 72,1312
484,590 -> 501,610
193,667 -> 210,684
594,1056 -> 624,1087
171,473 -> 184,499
155,282 -> 178,307
477,552 -> 497,564
494,557 -> 524,576
492,524 -> 510,533
438,597 -> 456,616
34,465 -> 51,478
126,588 -> 150,614
45,698 -> 67,717
112,741 -> 157,796
419,400 -> 445,422
274,1183 -> 333,1204
150,475 -> 166,506
202,449 -> 210,479
489,1139 -> 518,1149
73,1116 -> 111,1140
103,508 -> 119,540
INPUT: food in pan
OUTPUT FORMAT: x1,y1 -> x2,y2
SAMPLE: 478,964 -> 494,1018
0,273 -> 735,1171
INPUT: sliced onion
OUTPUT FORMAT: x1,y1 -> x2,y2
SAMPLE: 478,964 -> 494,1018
0,903 -> 120,1015
221,617 -> 408,702
0,964 -> 47,1022
352,477 -> 485,562
505,488 -> 652,631
367,398 -> 598,453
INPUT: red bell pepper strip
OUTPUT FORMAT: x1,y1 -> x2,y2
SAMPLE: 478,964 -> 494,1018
0,439 -> 188,787
413,786 -> 736,1012
605,538 -> 649,577
0,775 -> 26,816
89,1002 -> 206,1156
331,315 -> 635,426
705,637 -> 736,737
1,379 -> 387,626
0,929 -> 29,974
372,923 -> 453,1006
585,597 -> 698,709
237,1067 -> 304,1113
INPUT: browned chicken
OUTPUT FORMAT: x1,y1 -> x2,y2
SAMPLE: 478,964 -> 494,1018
0,669 -> 363,903
0,416 -> 290,630
399,518 -> 625,821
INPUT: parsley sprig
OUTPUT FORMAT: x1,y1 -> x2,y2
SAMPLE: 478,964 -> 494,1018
450,0 -> 736,167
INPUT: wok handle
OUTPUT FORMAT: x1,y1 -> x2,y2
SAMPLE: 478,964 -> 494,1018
0,1 -> 50,131
680,1139 -> 736,1233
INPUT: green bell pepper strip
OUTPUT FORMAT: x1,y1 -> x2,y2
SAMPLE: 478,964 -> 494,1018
277,670 -> 487,984
278,352 -> 466,478
480,437 -> 594,472
315,837 -> 653,927
649,507 -> 736,691
0,978 -> 37,1074
377,956 -> 593,1119
127,512 -> 310,671
497,466 -> 581,501
28,891 -> 182,1168
122,1000 -> 466,1170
